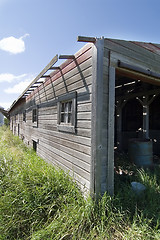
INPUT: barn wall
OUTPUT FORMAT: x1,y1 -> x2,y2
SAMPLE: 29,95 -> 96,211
10,43 -> 93,193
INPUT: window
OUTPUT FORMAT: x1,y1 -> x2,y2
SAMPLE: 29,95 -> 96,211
57,92 -> 77,133
61,101 -> 72,124
33,140 -> 37,152
17,114 -> 20,123
23,110 -> 26,122
32,108 -> 38,127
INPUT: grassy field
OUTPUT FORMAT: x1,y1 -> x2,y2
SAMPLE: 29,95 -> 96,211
0,126 -> 160,239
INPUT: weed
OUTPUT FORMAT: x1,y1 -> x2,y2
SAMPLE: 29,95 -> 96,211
0,127 -> 160,239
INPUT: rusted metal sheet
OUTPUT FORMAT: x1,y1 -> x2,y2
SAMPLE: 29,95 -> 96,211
131,41 -> 160,55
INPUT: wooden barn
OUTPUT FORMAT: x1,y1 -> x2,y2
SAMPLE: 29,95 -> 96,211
8,36 -> 160,197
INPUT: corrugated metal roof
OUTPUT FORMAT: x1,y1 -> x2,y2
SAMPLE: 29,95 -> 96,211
131,41 -> 160,55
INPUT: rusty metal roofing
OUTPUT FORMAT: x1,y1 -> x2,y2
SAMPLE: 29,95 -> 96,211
131,41 -> 160,55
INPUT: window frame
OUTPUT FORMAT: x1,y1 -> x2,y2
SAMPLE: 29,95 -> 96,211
57,92 -> 77,133
32,107 -> 38,127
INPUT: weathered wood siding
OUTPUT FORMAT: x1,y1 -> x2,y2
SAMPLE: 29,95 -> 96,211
90,38 -> 115,197
105,39 -> 160,73
10,43 -> 93,193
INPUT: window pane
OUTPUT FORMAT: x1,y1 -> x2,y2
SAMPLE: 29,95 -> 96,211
33,109 -> 37,122
59,97 -> 75,126
68,101 -> 72,111
61,113 -> 65,122
68,113 -> 72,123
64,113 -> 68,123
61,103 -> 65,112
64,102 -> 68,113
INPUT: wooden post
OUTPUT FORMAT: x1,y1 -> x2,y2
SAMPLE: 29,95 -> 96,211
143,104 -> 149,139
116,101 -> 123,150
137,96 -> 149,139
107,67 -> 115,195
91,38 -> 104,198
91,38 -> 115,198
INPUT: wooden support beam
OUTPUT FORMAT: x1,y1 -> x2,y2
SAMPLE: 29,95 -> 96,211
26,89 -> 34,92
30,86 -> 39,88
59,55 -> 75,59
137,96 -> 150,139
77,36 -> 96,43
118,60 -> 160,79
40,75 -> 50,78
49,66 -> 60,70
35,81 -> 44,84
10,54 -> 58,107
117,88 -> 160,101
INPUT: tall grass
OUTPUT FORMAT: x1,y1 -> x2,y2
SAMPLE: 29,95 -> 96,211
0,126 -> 160,239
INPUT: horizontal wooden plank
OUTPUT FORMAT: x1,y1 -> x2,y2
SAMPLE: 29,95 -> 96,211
49,49 -> 92,83
77,112 -> 91,120
38,148 -> 90,190
47,57 -> 92,89
38,142 -> 90,180
38,119 -> 57,125
77,120 -> 91,129
49,66 -> 92,94
76,128 -> 91,138
39,143 -> 91,176
38,127 -> 91,146
77,102 -> 92,112
39,131 -> 91,155
39,136 -> 91,164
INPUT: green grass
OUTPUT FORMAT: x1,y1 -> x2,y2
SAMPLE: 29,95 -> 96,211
0,126 -> 160,239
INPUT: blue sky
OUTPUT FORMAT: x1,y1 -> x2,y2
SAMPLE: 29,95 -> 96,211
0,0 -> 160,109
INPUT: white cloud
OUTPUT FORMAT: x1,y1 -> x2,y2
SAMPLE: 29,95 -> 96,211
0,73 -> 27,83
4,80 -> 31,94
0,101 -> 13,110
4,73 -> 35,94
0,34 -> 29,54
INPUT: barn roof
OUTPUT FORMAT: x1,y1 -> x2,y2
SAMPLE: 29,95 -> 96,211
130,41 -> 160,55
105,38 -> 160,56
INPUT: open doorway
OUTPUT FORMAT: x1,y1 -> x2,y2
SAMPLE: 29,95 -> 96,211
115,71 -> 160,155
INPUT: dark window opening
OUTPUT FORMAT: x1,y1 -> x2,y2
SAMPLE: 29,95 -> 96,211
33,140 -> 37,152
18,124 -> 20,136
32,109 -> 37,123
23,111 -> 26,122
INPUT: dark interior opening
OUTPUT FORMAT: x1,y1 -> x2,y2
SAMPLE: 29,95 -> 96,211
33,140 -> 37,152
122,99 -> 143,132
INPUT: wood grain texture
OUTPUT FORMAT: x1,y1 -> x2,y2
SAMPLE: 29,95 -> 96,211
10,43 -> 93,193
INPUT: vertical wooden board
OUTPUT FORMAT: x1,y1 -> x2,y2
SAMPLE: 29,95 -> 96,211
106,66 -> 115,195
91,40 -> 115,197
91,38 -> 104,197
